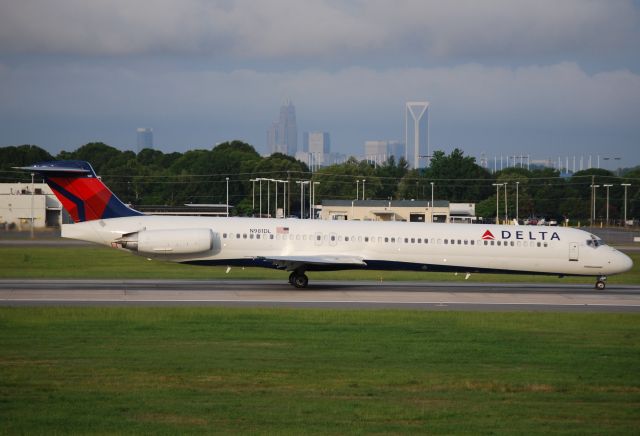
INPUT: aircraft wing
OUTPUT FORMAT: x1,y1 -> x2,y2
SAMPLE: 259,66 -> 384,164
255,254 -> 366,270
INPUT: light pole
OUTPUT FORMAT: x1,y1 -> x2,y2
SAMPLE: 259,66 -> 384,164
492,183 -> 502,224
30,172 -> 35,239
515,181 -> 520,223
621,183 -> 631,226
283,181 -> 288,217
250,178 -> 256,214
274,179 -> 278,218
430,182 -> 434,222
603,184 -> 613,226
267,179 -> 271,218
225,177 -> 229,217
296,181 -> 309,218
362,179 -> 366,200
258,178 -> 263,218
503,182 -> 508,223
356,180 -> 359,201
312,182 -> 320,220
590,184 -> 600,226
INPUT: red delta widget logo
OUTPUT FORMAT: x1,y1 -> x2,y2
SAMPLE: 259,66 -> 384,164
482,229 -> 560,241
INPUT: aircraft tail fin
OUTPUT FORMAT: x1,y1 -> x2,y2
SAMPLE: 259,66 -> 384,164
15,160 -> 143,223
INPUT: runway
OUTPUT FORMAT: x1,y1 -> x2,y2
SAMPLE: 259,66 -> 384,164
1,279 -> 640,312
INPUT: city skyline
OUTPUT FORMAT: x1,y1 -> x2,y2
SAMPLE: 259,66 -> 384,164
0,1 -> 639,169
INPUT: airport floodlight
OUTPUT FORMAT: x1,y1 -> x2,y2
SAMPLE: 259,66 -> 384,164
621,183 -> 631,225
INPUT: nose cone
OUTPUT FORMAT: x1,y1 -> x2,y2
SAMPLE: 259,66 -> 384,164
612,251 -> 633,274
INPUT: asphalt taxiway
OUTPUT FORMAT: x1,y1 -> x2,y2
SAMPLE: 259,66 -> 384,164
1,279 -> 639,312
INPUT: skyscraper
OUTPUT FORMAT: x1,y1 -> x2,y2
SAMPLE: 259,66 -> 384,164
298,131 -> 331,171
136,128 -> 153,152
404,101 -> 429,169
267,100 -> 298,156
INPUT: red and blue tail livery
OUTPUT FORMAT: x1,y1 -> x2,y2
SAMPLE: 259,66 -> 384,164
16,160 -> 143,222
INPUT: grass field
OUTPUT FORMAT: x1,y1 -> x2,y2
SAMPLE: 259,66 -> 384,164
1,245 -> 639,285
1,308 -> 639,434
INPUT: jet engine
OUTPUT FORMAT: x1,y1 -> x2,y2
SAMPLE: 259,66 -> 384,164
115,228 -> 215,255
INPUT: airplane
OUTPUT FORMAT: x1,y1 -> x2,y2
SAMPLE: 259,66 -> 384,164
17,160 -> 633,290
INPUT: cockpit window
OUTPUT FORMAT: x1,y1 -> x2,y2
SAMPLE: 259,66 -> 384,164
586,236 -> 605,248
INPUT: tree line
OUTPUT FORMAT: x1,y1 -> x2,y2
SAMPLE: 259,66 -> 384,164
1,142 -> 638,223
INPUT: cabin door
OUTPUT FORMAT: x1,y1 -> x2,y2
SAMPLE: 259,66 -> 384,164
569,242 -> 579,261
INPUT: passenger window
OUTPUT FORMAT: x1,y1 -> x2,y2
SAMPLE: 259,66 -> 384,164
243,234 -> 247,239
544,242 -> 548,247
270,234 -> 274,240
236,233 -> 240,239
223,233 -> 227,238
385,237 -> 389,243
537,242 -> 541,247
437,239 -> 442,244
444,239 -> 448,244
458,240 -> 462,245
484,240 -> 488,246
417,238 -> 421,243
405,238 -> 409,243
250,234 -> 254,239
390,237 -> 395,243
517,241 -> 521,247
464,240 -> 468,245
510,241 -> 514,246
497,241 -> 501,246
317,235 -> 321,241
411,238 -> 415,243
345,236 -> 350,242
257,234 -> 261,239
490,241 -> 495,246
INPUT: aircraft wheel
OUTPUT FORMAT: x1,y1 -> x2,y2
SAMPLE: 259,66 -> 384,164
292,273 -> 309,289
595,280 -> 606,290
288,272 -> 296,285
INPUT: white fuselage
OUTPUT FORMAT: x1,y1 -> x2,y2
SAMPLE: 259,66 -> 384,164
62,216 -> 633,277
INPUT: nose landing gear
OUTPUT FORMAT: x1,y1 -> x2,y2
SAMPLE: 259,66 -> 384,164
595,275 -> 607,290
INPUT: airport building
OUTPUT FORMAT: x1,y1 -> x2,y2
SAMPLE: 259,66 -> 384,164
319,200 -> 476,223
0,183 -> 65,230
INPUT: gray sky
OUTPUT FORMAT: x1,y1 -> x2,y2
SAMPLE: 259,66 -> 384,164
1,0 -> 639,169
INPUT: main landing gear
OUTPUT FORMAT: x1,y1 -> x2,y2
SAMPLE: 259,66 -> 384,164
288,270 -> 309,288
595,275 -> 607,290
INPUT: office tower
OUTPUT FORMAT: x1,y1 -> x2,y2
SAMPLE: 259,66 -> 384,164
387,140 -> 405,163
364,140 -> 388,164
404,101 -> 429,169
308,132 -> 330,154
267,100 -> 298,156
136,128 -> 153,152
299,131 -> 330,170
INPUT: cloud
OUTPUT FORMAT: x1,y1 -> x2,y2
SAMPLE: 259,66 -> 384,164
0,0 -> 637,62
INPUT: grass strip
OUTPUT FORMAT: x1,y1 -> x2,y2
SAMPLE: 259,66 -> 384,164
1,246 -> 638,284
1,308 -> 639,434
